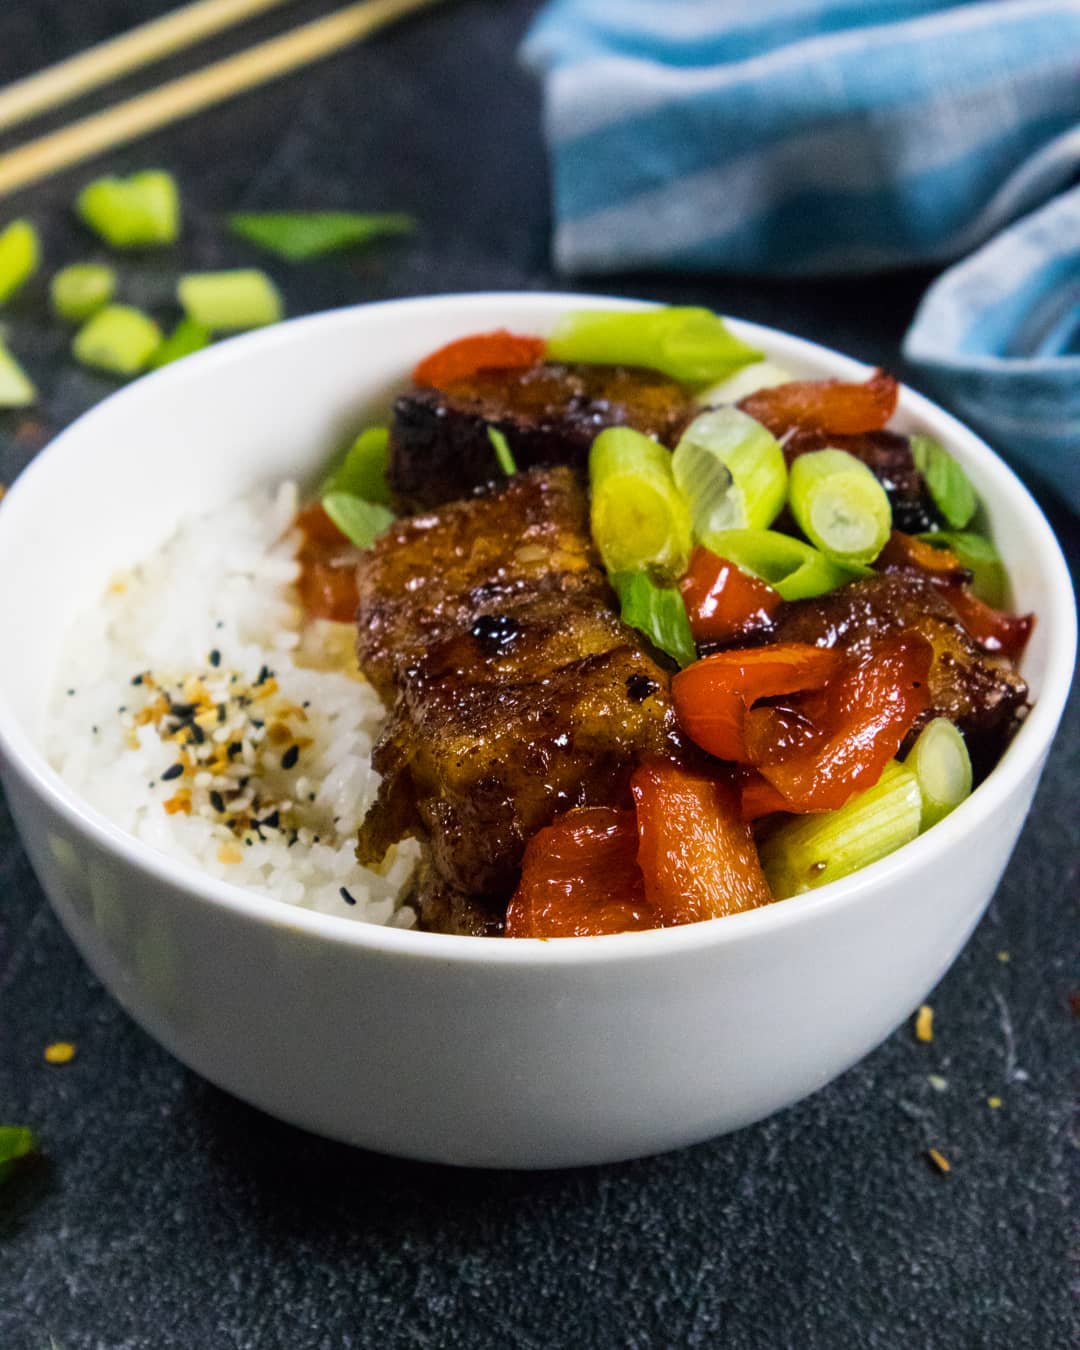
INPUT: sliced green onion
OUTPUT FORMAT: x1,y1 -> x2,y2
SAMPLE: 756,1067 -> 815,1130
695,359 -> 794,406
50,262 -> 116,322
760,760 -> 922,899
323,426 -> 392,506
701,528 -> 869,601
0,219 -> 40,305
177,269 -> 282,332
905,718 -> 972,831
321,492 -> 393,550
0,1125 -> 37,1186
77,170 -> 180,247
547,307 -> 762,385
72,305 -> 162,376
228,211 -> 414,261
488,425 -> 517,475
911,434 -> 976,530
788,448 -> 892,566
612,571 -> 696,668
916,530 -> 1005,606
150,316 -> 211,369
0,338 -> 36,407
672,406 -> 787,534
589,427 -> 692,579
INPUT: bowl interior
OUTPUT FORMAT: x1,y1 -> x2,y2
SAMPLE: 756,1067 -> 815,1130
0,293 -> 1073,922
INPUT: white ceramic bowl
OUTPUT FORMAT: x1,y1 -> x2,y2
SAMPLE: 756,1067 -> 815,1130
0,294 -> 1073,1169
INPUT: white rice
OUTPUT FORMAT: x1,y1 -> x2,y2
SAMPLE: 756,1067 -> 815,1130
46,481 -> 418,926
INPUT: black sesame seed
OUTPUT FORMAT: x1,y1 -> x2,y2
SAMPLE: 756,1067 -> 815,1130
227,741 -> 242,759
131,674 -> 144,686
160,763 -> 184,782
255,664 -> 273,686
189,723 -> 206,745
260,810 -> 280,829
281,744 -> 300,770
339,886 -> 357,906
209,790 -> 226,813
67,689 -> 75,696
209,649 -> 221,667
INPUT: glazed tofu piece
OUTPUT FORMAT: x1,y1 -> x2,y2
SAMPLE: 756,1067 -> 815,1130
388,361 -> 693,511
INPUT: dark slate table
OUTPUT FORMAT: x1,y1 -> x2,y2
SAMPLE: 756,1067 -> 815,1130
1,4 -> 1076,1347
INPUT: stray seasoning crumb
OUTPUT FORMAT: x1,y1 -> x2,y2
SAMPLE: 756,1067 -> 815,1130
927,1074 -> 948,1093
217,842 -> 243,864
997,950 -> 1010,963
987,1095 -> 1002,1109
926,1148 -> 951,1174
915,1005 -> 934,1043
44,1041 -> 76,1065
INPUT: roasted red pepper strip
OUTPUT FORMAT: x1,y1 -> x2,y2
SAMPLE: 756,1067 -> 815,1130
505,807 -> 658,938
679,547 -> 782,644
632,761 -> 772,923
747,634 -> 933,815
295,503 -> 361,623
876,530 -> 965,580
672,644 -> 842,762
412,329 -> 546,388
739,370 -> 898,437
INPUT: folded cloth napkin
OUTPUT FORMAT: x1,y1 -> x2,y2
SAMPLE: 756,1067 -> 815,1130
904,185 -> 1080,507
521,0 -> 1080,277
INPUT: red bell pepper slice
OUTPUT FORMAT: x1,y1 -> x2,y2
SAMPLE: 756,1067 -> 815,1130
631,760 -> 772,923
745,634 -> 933,815
739,370 -> 898,437
295,502 -> 361,623
679,546 -> 782,644
505,807 -> 658,939
672,644 -> 842,763
412,329 -> 546,388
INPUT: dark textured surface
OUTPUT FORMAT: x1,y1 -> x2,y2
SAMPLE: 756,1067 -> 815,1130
1,3 -> 1076,1347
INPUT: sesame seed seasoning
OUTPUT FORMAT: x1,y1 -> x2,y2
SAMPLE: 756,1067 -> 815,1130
340,887 -> 357,906
160,763 -> 184,782
281,744 -> 300,770
209,649 -> 221,667
209,790 -> 226,814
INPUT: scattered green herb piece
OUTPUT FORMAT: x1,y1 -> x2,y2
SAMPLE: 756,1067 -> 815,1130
672,406 -> 787,534
0,1124 -> 37,1186
228,210 -> 414,261
590,426 -> 692,579
150,316 -> 211,369
788,448 -> 892,566
77,170 -> 180,247
322,492 -> 394,550
72,304 -> 163,376
911,434 -> 977,530
487,425 -> 517,475
917,530 -> 1005,606
177,269 -> 282,332
0,337 -> 36,407
0,219 -> 40,305
694,359 -> 793,407
906,717 -> 972,831
50,262 -> 116,322
701,528 -> 869,601
322,426 -> 392,506
547,307 -> 762,385
612,570 -> 696,668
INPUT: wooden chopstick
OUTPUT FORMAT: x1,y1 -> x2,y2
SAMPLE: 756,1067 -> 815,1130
0,0 -> 299,136
0,0 -> 443,200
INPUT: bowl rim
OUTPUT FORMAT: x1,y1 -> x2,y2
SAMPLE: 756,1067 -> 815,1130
0,290 -> 1075,968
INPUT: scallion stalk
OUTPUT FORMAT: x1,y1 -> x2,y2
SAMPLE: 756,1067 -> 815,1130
323,426 -> 392,506
0,338 -> 36,407
50,262 -> 116,322
911,435 -> 976,530
694,359 -> 794,407
589,427 -> 692,579
788,448 -> 892,566
77,171 -> 180,247
612,571 -> 696,668
760,760 -> 922,899
917,530 -> 1005,606
228,210 -> 414,261
700,528 -> 868,601
0,219 -> 40,305
150,316 -> 211,368
672,406 -> 787,534
0,1125 -> 37,1186
72,305 -> 162,376
905,718 -> 972,830
321,493 -> 393,550
487,425 -> 517,475
177,269 -> 282,332
547,307 -> 762,384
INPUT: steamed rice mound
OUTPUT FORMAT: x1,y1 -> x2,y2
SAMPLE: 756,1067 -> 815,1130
47,482 -> 419,926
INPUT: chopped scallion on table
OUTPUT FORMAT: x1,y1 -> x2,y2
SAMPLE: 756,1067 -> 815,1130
911,435 -> 976,529
0,219 -> 40,305
77,170 -> 180,247
589,427 -> 692,579
177,269 -> 282,332
50,262 -> 116,322
547,307 -> 762,385
0,1125 -> 37,1186
672,406 -> 787,534
0,338 -> 36,407
612,571 -> 696,668
788,448 -> 892,566
905,718 -> 972,830
228,211 -> 414,261
760,760 -> 923,898
322,426 -> 393,506
321,493 -> 394,551
150,316 -> 211,369
72,304 -> 162,376
700,528 -> 868,601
